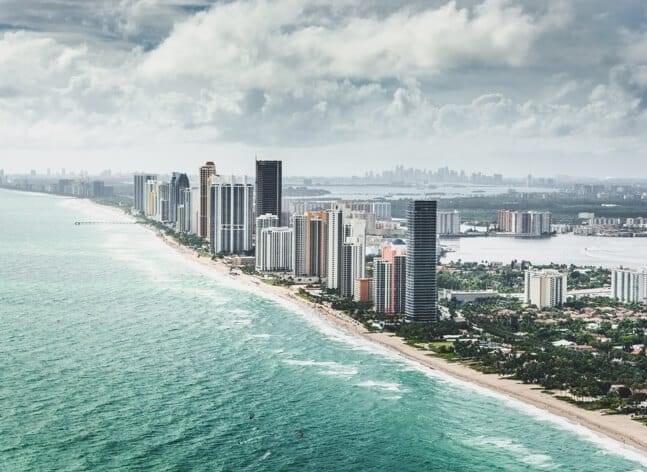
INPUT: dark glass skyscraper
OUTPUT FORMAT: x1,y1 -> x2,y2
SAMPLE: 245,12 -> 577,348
169,172 -> 190,224
255,160 -> 282,222
405,200 -> 438,322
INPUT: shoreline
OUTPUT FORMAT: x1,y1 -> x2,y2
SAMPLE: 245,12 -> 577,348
85,199 -> 647,459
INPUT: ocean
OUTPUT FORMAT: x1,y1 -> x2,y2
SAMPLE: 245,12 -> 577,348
1,189 -> 645,471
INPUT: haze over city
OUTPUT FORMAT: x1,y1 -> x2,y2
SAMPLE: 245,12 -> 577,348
1,0 -> 647,176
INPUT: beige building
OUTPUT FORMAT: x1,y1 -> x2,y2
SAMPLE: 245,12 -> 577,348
524,269 -> 567,308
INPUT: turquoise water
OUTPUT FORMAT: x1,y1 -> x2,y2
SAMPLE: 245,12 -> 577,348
1,189 -> 646,471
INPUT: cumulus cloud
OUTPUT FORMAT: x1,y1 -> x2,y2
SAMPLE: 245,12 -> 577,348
0,0 -> 646,175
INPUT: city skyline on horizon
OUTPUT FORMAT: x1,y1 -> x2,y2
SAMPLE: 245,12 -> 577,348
3,160 -> 647,184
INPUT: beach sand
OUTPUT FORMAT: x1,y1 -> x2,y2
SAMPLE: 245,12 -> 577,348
92,201 -> 647,457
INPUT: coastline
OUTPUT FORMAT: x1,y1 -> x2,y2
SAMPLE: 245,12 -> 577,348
88,199 -> 647,458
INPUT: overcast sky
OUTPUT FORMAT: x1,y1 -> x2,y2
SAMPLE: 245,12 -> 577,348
1,0 -> 646,177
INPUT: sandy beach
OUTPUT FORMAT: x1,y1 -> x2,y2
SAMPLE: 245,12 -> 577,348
92,200 -> 647,457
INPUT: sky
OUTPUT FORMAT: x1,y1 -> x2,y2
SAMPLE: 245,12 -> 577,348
0,0 -> 646,177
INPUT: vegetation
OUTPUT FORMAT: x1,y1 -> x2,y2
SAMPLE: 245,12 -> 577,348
439,262 -> 524,293
393,298 -> 647,420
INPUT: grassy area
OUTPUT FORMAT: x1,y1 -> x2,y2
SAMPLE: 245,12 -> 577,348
428,341 -> 454,351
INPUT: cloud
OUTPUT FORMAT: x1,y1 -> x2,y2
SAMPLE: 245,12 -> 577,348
0,0 -> 646,176
140,0 -> 570,86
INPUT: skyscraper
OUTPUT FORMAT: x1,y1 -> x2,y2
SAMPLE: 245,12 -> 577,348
375,241 -> 407,314
256,214 -> 280,269
199,161 -> 217,239
144,179 -> 158,217
373,258 -> 393,313
210,177 -> 254,254
291,214 -> 307,277
405,200 -> 438,322
133,173 -> 156,213
256,227 -> 293,273
177,187 -> 192,233
326,207 -> 344,290
340,242 -> 355,298
305,212 -> 327,279
292,211 -> 328,279
169,172 -> 190,224
190,186 -> 200,235
392,254 -> 407,314
157,182 -> 170,222
255,159 -> 282,223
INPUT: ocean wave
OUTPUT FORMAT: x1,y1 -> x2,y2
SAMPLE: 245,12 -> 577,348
283,359 -> 359,378
356,380 -> 403,393
467,436 -> 558,470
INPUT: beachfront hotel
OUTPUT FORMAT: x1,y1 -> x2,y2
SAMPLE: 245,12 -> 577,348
405,200 -> 438,322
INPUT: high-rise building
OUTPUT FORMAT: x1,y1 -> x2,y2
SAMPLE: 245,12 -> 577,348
133,173 -> 156,213
524,269 -> 567,308
256,214 -> 279,234
169,172 -> 190,224
190,187 -> 200,235
199,161 -> 217,239
340,241 -> 364,298
438,210 -> 461,235
326,207 -> 344,290
498,210 -> 551,236
177,187 -> 192,233
210,177 -> 254,254
371,201 -> 391,220
354,278 -> 372,303
340,242 -> 352,298
405,200 -> 438,322
373,259 -> 392,313
611,268 -> 647,304
144,179 -> 158,217
256,214 -> 280,269
157,182 -> 170,222
291,214 -> 307,277
392,254 -> 407,314
376,240 -> 407,314
305,212 -> 328,279
255,159 -> 282,223
292,211 -> 328,279
256,227 -> 293,273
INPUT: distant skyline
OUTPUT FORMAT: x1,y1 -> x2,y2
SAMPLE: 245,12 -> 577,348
1,1 -> 647,177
